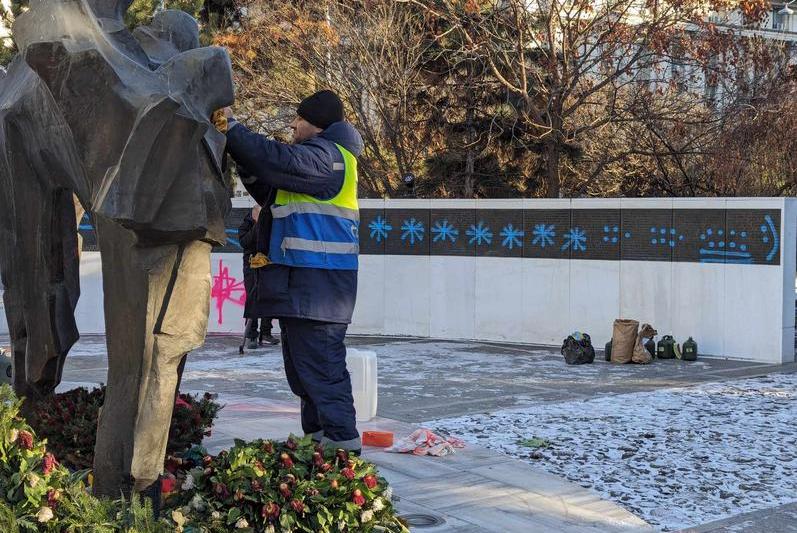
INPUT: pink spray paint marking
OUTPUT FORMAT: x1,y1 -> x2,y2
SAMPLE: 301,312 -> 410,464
210,259 -> 246,324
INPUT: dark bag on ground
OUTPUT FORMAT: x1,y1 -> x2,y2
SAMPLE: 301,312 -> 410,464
561,333 -> 596,365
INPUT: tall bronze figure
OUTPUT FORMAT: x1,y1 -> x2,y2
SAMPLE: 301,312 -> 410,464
0,0 -> 234,497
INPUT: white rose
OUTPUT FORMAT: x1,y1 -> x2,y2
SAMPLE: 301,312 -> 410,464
9,429 -> 18,443
28,473 -> 40,488
361,510 -> 374,522
171,510 -> 186,527
235,517 -> 249,529
190,494 -> 204,511
372,497 -> 385,511
36,506 -> 54,523
265,526 -> 275,533
182,474 -> 195,491
384,486 -> 393,501
211,511 -> 221,520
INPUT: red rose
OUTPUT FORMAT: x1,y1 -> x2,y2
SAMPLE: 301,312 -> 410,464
174,397 -> 191,409
213,482 -> 229,499
313,452 -> 324,466
284,474 -> 296,486
47,489 -> 60,509
17,430 -> 34,450
363,474 -> 378,489
320,462 -> 333,473
336,449 -> 348,462
280,453 -> 294,469
308,488 -> 320,497
279,483 -> 292,498
42,453 -> 58,475
161,477 -> 177,494
203,455 -> 213,467
262,441 -> 274,454
290,499 -> 305,513
352,489 -> 366,507
341,468 -> 355,480
251,479 -> 263,492
285,438 -> 298,451
262,502 -> 280,521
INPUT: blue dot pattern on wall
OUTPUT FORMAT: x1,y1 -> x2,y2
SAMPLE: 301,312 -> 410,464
208,207 -> 782,265
603,226 -> 621,244
649,227 -> 685,247
700,226 -> 752,264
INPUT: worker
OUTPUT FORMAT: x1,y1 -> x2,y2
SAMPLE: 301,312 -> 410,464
220,90 -> 362,453
238,205 -> 280,349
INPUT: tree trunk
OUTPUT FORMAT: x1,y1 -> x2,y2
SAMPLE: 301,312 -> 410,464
544,139 -> 561,198
464,108 -> 476,198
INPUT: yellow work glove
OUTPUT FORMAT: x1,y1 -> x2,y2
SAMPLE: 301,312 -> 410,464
250,253 -> 271,269
212,109 -> 228,134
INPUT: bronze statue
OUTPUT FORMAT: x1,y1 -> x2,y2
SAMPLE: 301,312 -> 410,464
0,0 -> 234,498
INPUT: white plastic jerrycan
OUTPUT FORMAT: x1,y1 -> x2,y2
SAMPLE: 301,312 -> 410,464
345,348 -> 378,422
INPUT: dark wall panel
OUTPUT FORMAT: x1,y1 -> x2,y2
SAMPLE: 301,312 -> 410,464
77,206 -> 783,267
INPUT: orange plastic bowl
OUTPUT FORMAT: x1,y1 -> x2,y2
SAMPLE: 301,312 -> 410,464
362,431 -> 394,448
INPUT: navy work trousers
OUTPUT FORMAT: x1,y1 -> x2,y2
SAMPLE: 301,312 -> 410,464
279,317 -> 360,450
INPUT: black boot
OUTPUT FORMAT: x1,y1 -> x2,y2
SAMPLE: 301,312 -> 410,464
139,476 -> 162,519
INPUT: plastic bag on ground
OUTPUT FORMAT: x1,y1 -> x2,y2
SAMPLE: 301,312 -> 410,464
632,323 -> 658,364
385,429 -> 465,457
561,332 -> 596,365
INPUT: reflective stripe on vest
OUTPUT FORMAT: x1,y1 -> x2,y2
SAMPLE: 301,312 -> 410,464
271,202 -> 359,222
269,143 -> 359,271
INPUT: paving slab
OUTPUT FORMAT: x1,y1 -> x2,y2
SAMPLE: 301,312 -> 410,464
42,334 -> 797,532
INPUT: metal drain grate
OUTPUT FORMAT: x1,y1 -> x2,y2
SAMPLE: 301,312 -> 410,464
400,513 -> 446,528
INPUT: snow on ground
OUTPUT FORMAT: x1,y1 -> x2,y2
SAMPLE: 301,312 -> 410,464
429,373 -> 797,531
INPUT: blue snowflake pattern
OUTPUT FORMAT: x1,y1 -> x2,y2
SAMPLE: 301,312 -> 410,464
467,221 -> 493,246
431,220 -> 459,243
562,227 -> 587,252
531,224 -> 556,247
500,224 -> 525,250
400,218 -> 425,245
368,216 -> 392,243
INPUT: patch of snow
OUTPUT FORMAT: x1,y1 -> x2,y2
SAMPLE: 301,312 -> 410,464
429,373 -> 797,531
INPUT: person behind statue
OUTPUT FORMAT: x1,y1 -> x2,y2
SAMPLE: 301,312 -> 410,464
221,90 -> 363,453
238,204 -> 280,349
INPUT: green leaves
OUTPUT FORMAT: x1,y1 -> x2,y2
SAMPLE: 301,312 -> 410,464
162,436 -> 409,532
517,437 -> 551,449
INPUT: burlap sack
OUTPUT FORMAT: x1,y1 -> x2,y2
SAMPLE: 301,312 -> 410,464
632,323 -> 658,364
611,319 -> 639,364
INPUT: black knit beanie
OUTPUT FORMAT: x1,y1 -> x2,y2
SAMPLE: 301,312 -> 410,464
296,90 -> 344,130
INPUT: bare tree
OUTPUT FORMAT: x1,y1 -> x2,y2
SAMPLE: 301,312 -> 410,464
217,0 -> 437,196
404,0 -> 773,197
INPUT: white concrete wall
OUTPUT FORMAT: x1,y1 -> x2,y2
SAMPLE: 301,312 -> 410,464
349,198 -> 796,364
4,197 -> 793,365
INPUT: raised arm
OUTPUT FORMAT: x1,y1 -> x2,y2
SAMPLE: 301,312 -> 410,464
226,122 -> 343,200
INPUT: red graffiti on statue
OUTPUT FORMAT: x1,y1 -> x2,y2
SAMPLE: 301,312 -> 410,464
211,259 -> 246,324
